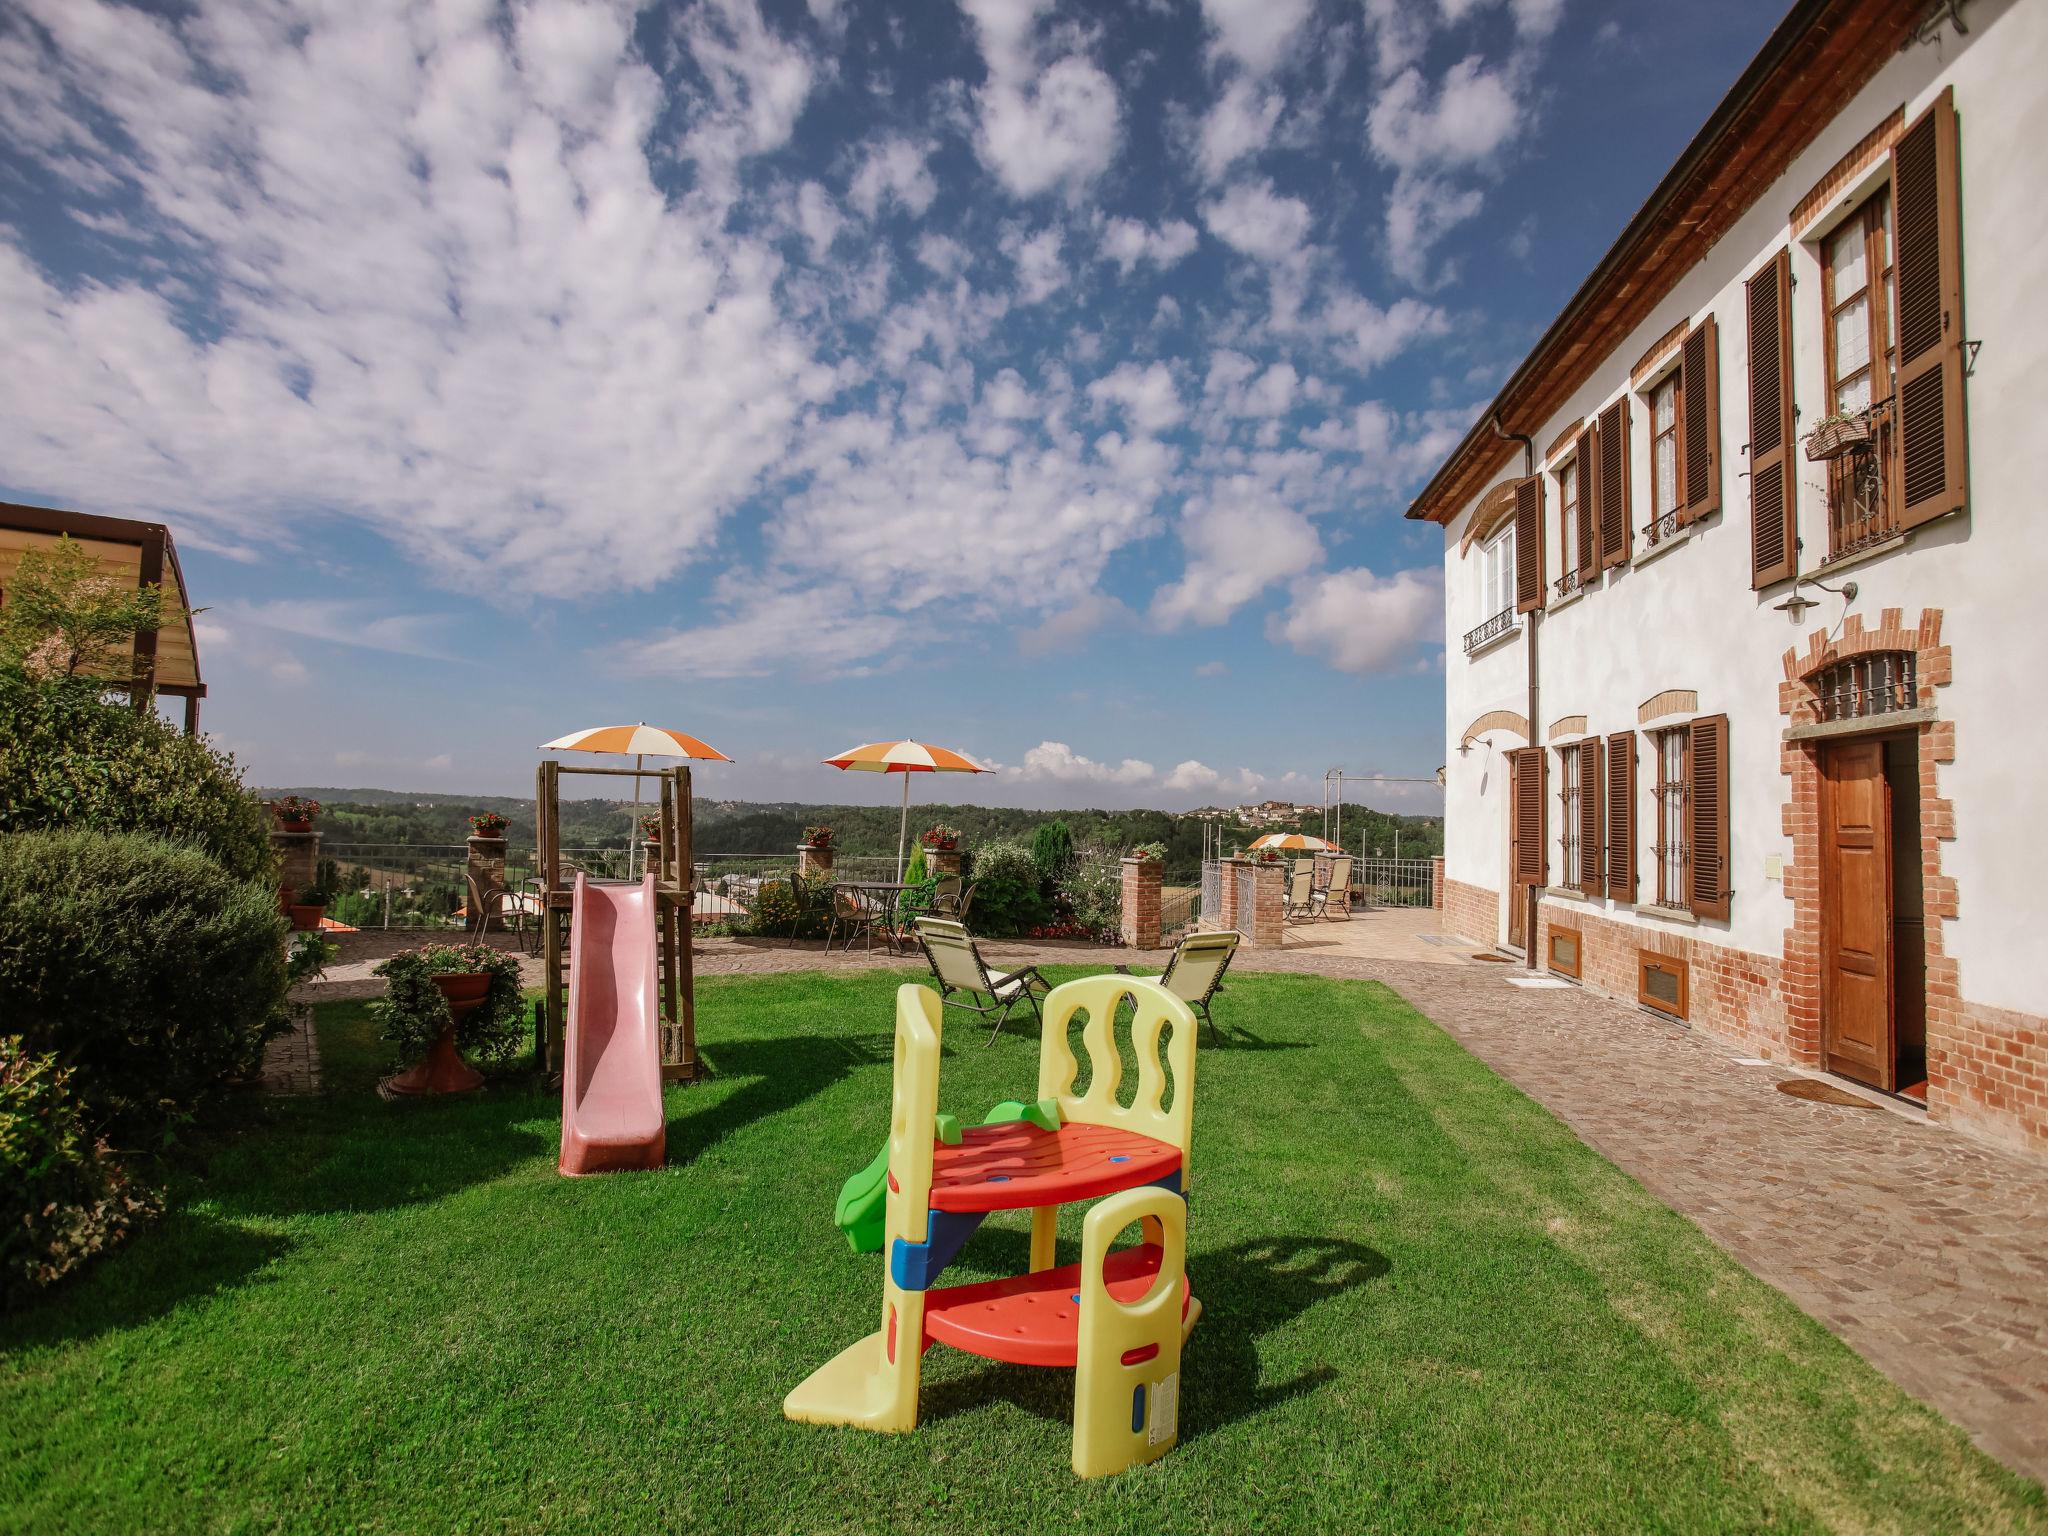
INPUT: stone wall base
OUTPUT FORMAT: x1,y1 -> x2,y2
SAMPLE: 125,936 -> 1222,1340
1441,878 -> 1499,948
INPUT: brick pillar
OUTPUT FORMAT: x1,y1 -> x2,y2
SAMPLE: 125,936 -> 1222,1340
1214,857 -> 1244,931
797,842 -> 836,879
272,829 -> 318,905
1431,856 -> 1446,910
1120,856 -> 1163,951
467,835 -> 508,929
1248,861 -> 1286,948
926,845 -> 964,878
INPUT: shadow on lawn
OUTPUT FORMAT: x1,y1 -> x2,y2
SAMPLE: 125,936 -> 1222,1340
921,1234 -> 1387,1438
0,1210 -> 291,1352
669,1032 -> 889,1165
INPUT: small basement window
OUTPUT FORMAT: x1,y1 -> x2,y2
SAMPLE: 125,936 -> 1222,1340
1638,951 -> 1689,1020
1547,926 -> 1581,979
1814,651 -> 1917,723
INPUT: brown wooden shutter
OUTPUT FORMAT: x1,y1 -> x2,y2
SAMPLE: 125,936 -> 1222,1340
1679,316 -> 1720,525
1604,730 -> 1636,902
1596,398 -> 1631,569
1574,429 -> 1597,583
1889,87 -> 1967,531
1746,250 -> 1796,587
1686,714 -> 1730,920
1513,474 -> 1545,614
1577,736 -> 1603,898
1513,747 -> 1547,887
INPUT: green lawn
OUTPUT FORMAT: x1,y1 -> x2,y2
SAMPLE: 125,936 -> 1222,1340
3,969 -> 2041,1534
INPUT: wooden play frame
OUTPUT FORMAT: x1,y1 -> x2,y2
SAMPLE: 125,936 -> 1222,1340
533,758 -> 703,1083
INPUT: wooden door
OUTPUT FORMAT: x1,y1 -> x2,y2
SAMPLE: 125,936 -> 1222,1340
1821,740 -> 1894,1088
1506,753 -> 1527,949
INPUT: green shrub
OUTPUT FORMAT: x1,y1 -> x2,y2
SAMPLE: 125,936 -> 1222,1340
1058,846 -> 1124,937
0,828 -> 290,1145
1,1035 -> 156,1305
371,944 -> 526,1065
0,674 -> 274,884
1031,819 -> 1075,883
963,837 -> 1044,936
747,874 -> 832,940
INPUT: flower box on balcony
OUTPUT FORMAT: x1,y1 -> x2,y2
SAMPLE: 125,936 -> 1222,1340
1805,409 -> 1873,462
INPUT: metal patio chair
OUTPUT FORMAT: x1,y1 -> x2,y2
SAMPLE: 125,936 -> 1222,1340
1116,929 -> 1240,1045
913,917 -> 1050,1046
1314,855 -> 1354,920
1282,865 -> 1316,922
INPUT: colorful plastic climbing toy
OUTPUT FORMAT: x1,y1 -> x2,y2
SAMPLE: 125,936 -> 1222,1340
788,975 -> 1201,1478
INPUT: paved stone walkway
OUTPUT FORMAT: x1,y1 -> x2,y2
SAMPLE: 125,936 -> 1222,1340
255,1004 -> 322,1095
294,914 -> 2048,1482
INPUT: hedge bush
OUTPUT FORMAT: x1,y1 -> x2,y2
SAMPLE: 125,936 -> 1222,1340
0,674 -> 274,884
963,837 -> 1045,936
1,1035 -> 155,1306
0,828 -> 290,1145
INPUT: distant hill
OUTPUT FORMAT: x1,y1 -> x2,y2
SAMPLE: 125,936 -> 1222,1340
259,787 -> 1443,876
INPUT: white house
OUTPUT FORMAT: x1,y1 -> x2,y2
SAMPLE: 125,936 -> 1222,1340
1413,0 -> 2046,1155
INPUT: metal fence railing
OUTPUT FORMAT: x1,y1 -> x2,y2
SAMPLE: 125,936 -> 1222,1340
1160,883 -> 1201,942
1356,856 -> 1435,908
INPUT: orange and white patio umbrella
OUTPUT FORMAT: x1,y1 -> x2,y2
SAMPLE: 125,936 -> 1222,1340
820,739 -> 994,879
1249,832 -> 1336,852
540,723 -> 733,877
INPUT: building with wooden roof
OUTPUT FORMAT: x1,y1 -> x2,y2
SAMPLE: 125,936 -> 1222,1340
1416,0 -> 2046,1154
0,501 -> 208,733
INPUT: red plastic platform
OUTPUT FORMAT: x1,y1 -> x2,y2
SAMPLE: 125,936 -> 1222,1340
921,1243 -> 1192,1367
920,1122 -> 1183,1214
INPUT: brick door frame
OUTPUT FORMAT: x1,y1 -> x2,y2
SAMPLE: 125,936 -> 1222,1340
1778,608 -> 1955,1083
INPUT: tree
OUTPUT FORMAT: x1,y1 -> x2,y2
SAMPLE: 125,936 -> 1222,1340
0,536 -> 183,694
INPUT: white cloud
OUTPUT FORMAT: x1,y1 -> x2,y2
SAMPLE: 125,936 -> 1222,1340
1161,760 -> 1266,798
1018,592 -> 1130,657
1194,77 -> 1285,183
620,587 -> 913,680
1201,178 -> 1312,265
1367,58 -> 1523,174
958,0 -> 1120,200
1384,173 -> 1486,286
0,0 -> 826,598
679,0 -> 820,184
915,232 -> 972,278
794,180 -> 842,260
1317,288 -> 1451,371
848,134 -> 938,217
1002,225 -> 1068,304
1269,565 -> 1443,674
1086,361 -> 1185,436
1098,216 -> 1200,275
1150,486 -> 1321,629
213,601 -> 460,662
1205,352 -> 1298,417
1193,660 -> 1229,677
1018,740 -> 1155,785
1198,0 -> 1317,76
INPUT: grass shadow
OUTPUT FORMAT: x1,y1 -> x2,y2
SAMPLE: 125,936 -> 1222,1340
919,1234 -> 1387,1438
0,1210 -> 291,1353
668,1031 -> 881,1166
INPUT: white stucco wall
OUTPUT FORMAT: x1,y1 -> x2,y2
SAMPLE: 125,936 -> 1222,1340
1438,0 -> 2047,1014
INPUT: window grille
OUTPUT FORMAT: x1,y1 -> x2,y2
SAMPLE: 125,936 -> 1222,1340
1814,651 -> 1917,723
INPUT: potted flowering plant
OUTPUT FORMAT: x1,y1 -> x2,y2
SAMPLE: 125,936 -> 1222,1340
1129,841 -> 1167,863
469,811 -> 509,839
1805,406 -> 1874,462
801,824 -> 835,850
921,823 -> 960,851
271,795 -> 321,834
638,812 -> 663,841
371,942 -> 524,1097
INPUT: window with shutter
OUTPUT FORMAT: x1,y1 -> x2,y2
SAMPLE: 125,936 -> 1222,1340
1889,87 -> 1967,531
1687,714 -> 1731,920
1575,429 -> 1598,584
1513,475 -> 1545,614
1558,745 -> 1580,888
1513,747 -> 1547,888
1577,737 -> 1603,898
1597,398 -> 1632,569
1679,317 -> 1720,524
1605,730 -> 1636,903
1746,250 -> 1796,587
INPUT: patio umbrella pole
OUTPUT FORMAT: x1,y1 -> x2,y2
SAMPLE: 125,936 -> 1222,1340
897,773 -> 909,882
629,751 -> 643,882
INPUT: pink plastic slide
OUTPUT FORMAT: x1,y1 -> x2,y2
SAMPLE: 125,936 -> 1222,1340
559,872 -> 666,1177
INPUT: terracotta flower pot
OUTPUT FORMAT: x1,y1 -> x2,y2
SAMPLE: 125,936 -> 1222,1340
278,818 -> 313,835
382,972 -> 490,1097
288,903 -> 326,931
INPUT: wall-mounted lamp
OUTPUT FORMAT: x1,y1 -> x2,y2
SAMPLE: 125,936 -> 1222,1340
1458,734 -> 1490,758
1772,574 -> 1858,623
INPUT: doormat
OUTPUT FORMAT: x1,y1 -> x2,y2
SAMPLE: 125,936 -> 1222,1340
1470,953 -> 1512,963
1777,1078 -> 1877,1108
1506,975 -> 1572,989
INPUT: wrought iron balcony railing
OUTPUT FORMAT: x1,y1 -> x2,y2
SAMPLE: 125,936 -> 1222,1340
1463,605 -> 1516,654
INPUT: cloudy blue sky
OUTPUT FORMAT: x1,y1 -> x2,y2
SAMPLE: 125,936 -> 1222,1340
0,0 -> 1780,811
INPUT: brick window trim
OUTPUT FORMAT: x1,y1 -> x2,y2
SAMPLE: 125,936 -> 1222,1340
1778,606 -> 1956,1078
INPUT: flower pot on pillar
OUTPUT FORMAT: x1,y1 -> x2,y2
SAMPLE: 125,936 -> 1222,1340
797,842 -> 836,879
1248,861 -> 1286,948
1120,856 -> 1163,951
382,973 -> 489,1096
272,827 -> 319,921
925,845 -> 964,879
